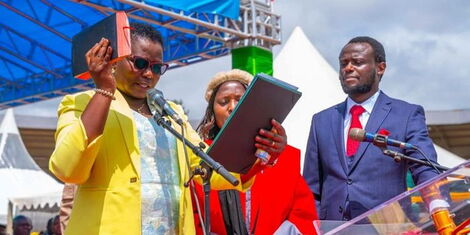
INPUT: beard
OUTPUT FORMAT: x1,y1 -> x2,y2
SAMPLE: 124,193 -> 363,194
340,69 -> 376,95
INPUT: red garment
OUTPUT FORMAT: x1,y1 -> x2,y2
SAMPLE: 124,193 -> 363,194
192,145 -> 318,235
346,105 -> 365,156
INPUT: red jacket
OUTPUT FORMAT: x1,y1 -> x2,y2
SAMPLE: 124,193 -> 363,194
192,145 -> 318,234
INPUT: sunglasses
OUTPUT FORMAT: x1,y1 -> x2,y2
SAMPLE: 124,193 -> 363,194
128,55 -> 169,75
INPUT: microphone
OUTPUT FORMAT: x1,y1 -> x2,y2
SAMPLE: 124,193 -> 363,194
349,128 -> 417,150
147,88 -> 184,125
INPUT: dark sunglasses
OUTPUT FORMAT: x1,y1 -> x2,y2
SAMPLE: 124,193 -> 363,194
128,55 -> 169,75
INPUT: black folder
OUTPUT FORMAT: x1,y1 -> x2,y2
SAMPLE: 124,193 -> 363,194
72,11 -> 131,80
207,73 -> 302,174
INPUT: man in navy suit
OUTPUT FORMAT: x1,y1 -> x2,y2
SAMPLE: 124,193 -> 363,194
303,36 -> 440,221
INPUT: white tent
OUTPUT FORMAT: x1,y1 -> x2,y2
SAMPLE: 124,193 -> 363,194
0,109 -> 62,225
274,26 -> 345,169
273,26 -> 465,169
8,191 -> 61,212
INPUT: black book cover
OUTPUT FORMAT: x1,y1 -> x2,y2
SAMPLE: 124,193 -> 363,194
72,11 -> 131,79
207,73 -> 302,174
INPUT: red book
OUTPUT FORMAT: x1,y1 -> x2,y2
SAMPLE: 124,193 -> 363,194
72,11 -> 131,80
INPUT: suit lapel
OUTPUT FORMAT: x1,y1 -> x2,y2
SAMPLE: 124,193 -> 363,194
349,92 -> 391,173
333,101 -> 348,174
111,90 -> 141,177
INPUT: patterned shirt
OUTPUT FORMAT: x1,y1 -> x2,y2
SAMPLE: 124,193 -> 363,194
133,111 -> 181,235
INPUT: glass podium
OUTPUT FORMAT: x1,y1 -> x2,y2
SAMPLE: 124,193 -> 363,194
314,161 -> 470,235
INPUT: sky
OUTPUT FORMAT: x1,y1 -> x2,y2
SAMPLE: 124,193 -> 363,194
13,0 -> 470,120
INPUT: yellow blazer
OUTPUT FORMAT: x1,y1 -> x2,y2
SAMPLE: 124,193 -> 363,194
49,90 -> 251,235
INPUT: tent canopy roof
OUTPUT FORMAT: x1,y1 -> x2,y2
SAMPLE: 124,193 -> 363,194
427,110 -> 470,159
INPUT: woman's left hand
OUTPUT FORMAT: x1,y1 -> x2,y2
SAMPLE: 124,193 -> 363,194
240,119 -> 287,182
255,119 -> 287,165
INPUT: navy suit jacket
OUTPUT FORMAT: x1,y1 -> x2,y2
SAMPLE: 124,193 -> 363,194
303,92 -> 439,220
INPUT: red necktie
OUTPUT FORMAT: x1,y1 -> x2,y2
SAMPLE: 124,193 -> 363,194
346,105 -> 365,156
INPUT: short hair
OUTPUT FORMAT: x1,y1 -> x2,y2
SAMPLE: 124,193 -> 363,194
130,21 -> 163,47
12,215 -> 31,225
46,217 -> 54,233
348,36 -> 386,63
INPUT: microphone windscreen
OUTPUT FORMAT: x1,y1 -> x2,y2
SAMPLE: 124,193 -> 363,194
349,128 -> 366,141
147,87 -> 158,97
147,88 -> 164,114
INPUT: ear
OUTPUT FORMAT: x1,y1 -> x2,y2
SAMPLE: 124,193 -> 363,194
376,62 -> 386,80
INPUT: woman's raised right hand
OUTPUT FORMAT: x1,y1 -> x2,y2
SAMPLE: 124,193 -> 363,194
85,38 -> 115,92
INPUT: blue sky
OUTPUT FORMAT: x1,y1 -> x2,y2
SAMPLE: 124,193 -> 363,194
13,0 -> 470,119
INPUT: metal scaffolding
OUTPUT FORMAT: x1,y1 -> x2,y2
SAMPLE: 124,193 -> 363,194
0,0 -> 281,108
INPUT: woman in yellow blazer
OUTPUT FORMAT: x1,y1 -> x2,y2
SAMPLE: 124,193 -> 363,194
49,22 -> 285,235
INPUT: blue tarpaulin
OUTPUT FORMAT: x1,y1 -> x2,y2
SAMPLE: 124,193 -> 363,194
0,0 -> 237,107
147,0 -> 240,19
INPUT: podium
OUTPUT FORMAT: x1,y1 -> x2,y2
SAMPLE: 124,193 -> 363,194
314,161 -> 470,235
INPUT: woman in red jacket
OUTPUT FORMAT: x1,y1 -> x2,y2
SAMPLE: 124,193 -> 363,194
193,69 -> 318,235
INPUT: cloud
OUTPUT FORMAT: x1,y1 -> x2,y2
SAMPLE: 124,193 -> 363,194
379,27 -> 470,110
274,0 -> 470,110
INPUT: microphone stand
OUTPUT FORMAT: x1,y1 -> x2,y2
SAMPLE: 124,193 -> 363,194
199,161 -> 212,234
153,112 -> 239,235
382,149 -> 449,172
370,133 -> 448,173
